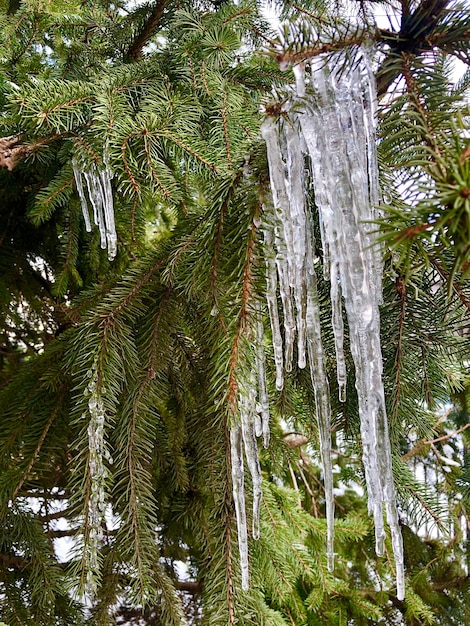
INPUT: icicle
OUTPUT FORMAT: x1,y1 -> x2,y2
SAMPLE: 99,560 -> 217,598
284,120 -> 308,370
84,361 -> 112,596
255,316 -> 271,449
294,46 -> 404,597
331,261 -> 347,402
230,425 -> 249,591
305,269 -> 336,571
263,216 -> 284,391
261,44 -> 404,598
72,157 -> 92,232
72,149 -> 118,260
237,363 -> 263,540
261,118 -> 296,373
229,305 -> 273,590
262,88 -> 336,572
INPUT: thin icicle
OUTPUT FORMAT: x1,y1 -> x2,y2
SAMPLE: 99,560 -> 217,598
263,216 -> 284,391
261,118 -> 296,373
230,425 -> 249,591
84,361 -> 112,596
236,360 -> 264,542
72,157 -> 92,232
284,120 -> 308,370
256,317 -> 271,449
262,92 -> 336,572
331,262 -> 347,402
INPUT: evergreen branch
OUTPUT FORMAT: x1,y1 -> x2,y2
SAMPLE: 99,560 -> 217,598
131,196 -> 138,243
11,18 -> 40,65
274,36 -> 367,68
221,90 -> 232,168
32,175 -> 74,224
429,257 -> 470,313
42,177 -> 74,208
53,204 -> 80,297
211,172 -> 244,331
11,388 -> 66,501
221,6 -> 253,26
401,53 -> 445,170
226,212 -> 258,413
201,61 -> 211,95
391,276 -> 407,424
74,135 -> 102,164
403,419 -> 470,461
121,134 -> 142,194
142,133 -> 171,198
161,130 -> 218,173
126,0 -> 168,61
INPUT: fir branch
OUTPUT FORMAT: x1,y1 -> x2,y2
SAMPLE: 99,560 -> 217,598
161,130 -> 218,173
429,257 -> 470,313
126,0 -> 168,61
391,276 -> 407,424
274,36 -> 367,68
211,172 -> 243,331
143,133 -> 172,198
401,53 -> 444,170
121,133 -> 142,195
221,90 -> 232,169
226,211 -> 258,413
11,387 -> 66,501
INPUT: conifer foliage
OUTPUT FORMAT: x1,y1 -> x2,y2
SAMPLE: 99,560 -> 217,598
0,0 -> 469,624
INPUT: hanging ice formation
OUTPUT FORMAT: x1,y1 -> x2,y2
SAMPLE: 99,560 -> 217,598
72,148 -> 117,261
259,46 -> 405,599
231,314 -> 270,591
83,360 -> 112,595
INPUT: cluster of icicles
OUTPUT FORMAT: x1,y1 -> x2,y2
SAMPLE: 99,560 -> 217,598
231,46 -> 405,599
72,148 -> 117,261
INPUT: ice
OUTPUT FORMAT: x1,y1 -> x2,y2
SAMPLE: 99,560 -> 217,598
230,425 -> 249,590
84,363 -> 111,596
305,268 -> 335,571
263,219 -> 284,391
256,317 -> 271,449
295,48 -> 404,596
72,149 -> 117,261
261,118 -> 296,373
72,157 -> 92,232
261,95 -> 336,572
261,46 -> 404,597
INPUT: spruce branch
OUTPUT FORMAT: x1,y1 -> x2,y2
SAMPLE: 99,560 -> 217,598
391,276 -> 407,425
429,257 -> 470,313
226,210 -> 258,413
12,388 -> 66,501
126,0 -> 168,61
121,133 -> 143,195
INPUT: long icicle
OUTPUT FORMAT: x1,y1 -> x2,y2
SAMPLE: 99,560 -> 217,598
294,49 -> 404,599
261,112 -> 336,571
